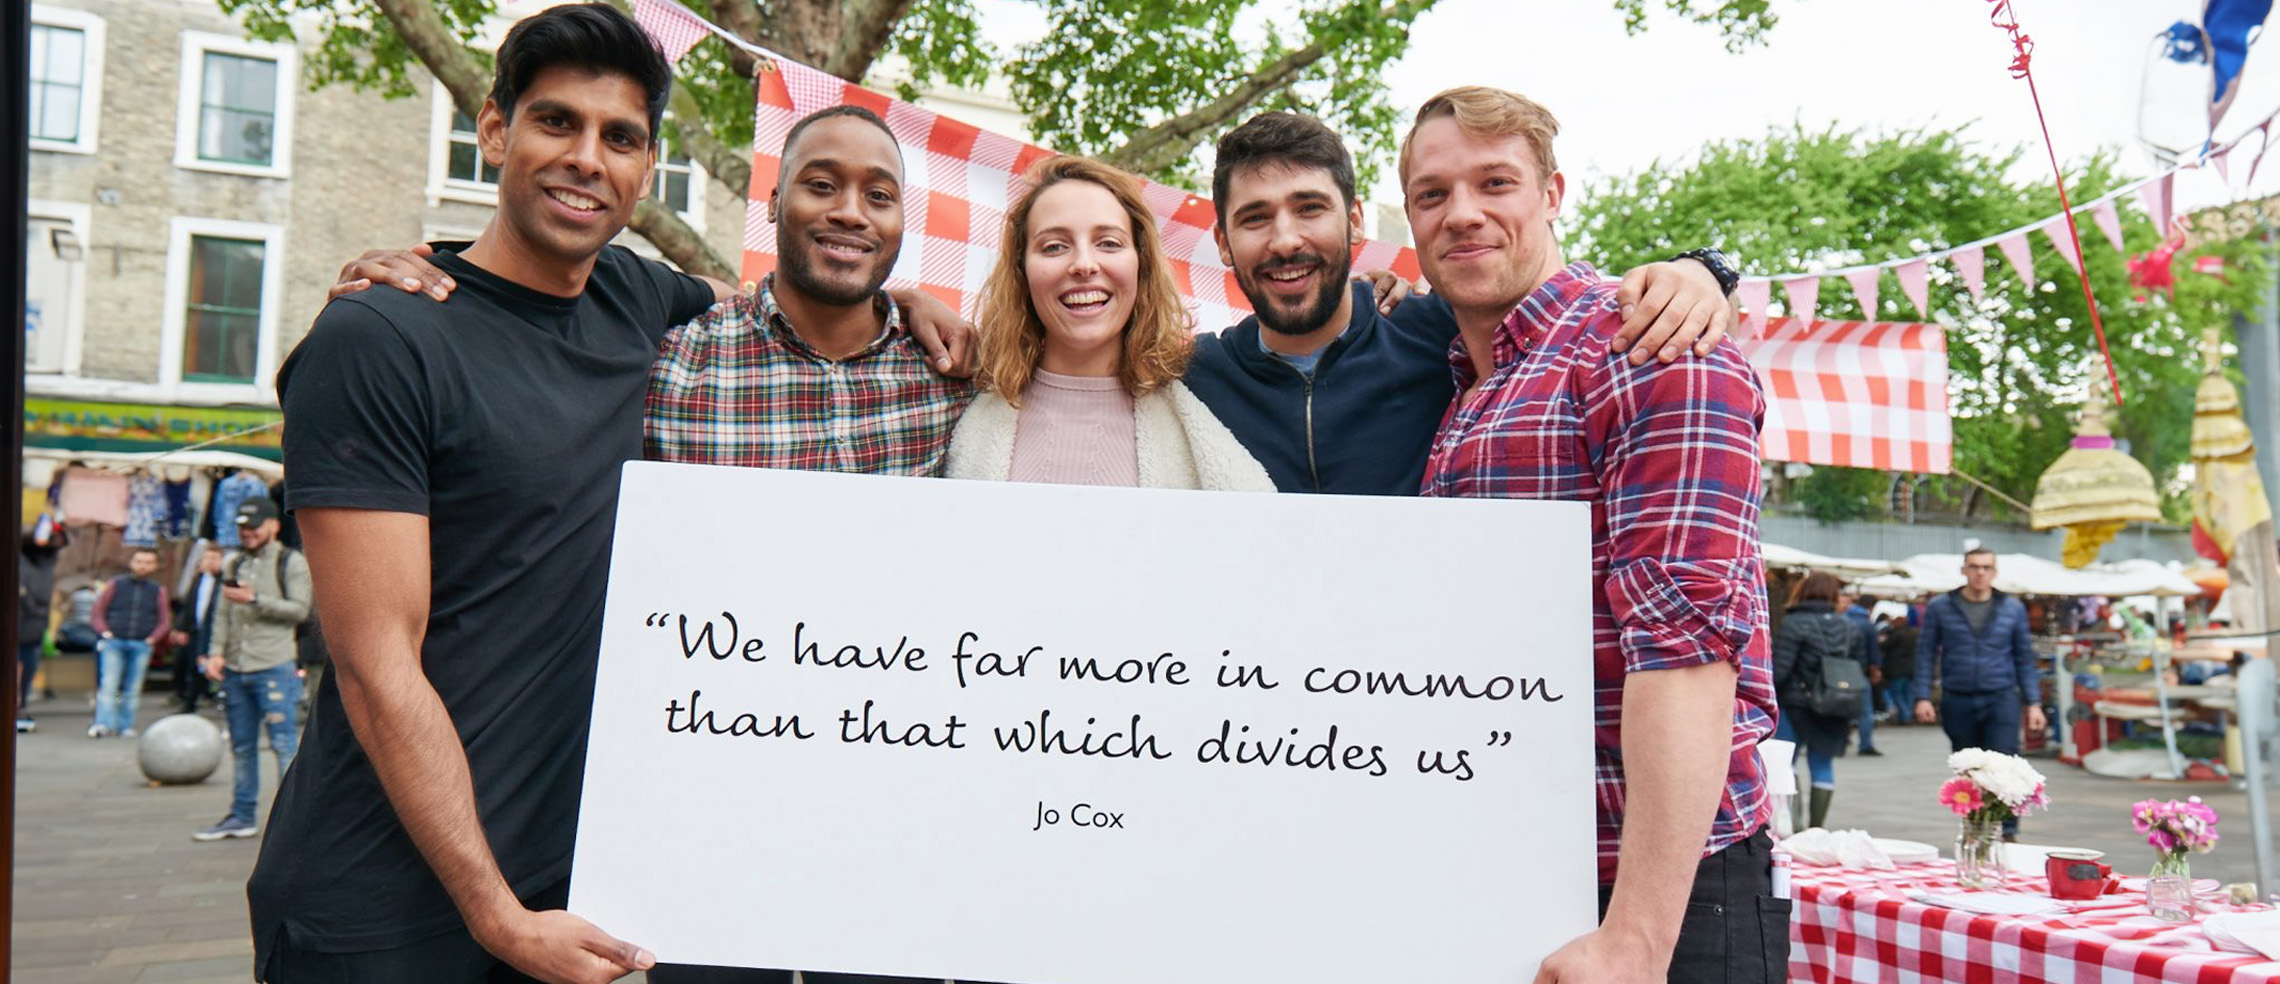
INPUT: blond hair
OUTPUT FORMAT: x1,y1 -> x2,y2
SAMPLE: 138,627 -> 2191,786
975,155 -> 1192,405
1398,85 -> 1562,185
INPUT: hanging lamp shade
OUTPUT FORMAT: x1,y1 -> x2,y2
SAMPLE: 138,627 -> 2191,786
2032,372 -> 2163,567
2191,325 -> 2273,565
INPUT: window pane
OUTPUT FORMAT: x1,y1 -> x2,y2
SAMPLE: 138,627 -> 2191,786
29,25 -> 49,82
37,85 -> 80,142
186,237 -> 265,384
665,170 -> 690,212
202,52 -> 230,105
45,27 -> 83,85
452,109 -> 478,136
448,141 -> 481,182
201,106 -> 274,164
234,57 -> 277,113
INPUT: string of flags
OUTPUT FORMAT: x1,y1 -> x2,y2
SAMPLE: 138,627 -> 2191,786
1736,101 -> 2280,336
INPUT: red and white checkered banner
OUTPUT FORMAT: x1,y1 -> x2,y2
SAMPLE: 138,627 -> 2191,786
728,50 -> 1950,474
1744,317 -> 1952,475
739,52 -> 1421,336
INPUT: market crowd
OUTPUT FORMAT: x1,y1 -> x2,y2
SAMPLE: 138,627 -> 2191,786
8,3 -> 2078,982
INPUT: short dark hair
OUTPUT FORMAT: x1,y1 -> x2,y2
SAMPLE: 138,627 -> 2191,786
1790,570 -> 1843,606
1964,546 -> 1998,563
1211,112 -> 1357,227
779,105 -> 901,179
129,548 -> 159,560
488,3 -> 673,138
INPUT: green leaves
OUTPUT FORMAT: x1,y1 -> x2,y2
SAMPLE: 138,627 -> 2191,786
1574,124 -> 2265,522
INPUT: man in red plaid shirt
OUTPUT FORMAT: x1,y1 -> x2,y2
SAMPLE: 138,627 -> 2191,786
1406,86 -> 1782,984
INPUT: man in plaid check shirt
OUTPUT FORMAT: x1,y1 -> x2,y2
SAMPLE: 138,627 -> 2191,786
645,105 -> 975,473
1405,87 -> 1782,984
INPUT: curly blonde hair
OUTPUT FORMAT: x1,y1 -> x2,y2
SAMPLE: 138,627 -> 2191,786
975,155 -> 1193,405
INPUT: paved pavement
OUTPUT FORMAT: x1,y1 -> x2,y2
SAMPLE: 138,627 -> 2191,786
8,690 -> 2273,981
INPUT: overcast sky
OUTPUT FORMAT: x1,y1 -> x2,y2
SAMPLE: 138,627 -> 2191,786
979,0 -> 2280,239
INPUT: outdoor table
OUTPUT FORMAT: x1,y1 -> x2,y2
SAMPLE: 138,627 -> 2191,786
1788,858 -> 2280,982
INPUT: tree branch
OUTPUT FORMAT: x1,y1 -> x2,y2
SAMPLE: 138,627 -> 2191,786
373,0 -> 733,279
1098,0 -> 1430,177
669,84 -> 752,200
703,0 -> 770,80
822,0 -> 916,82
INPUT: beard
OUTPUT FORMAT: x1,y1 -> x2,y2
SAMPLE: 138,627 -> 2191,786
1239,248 -> 1353,337
776,226 -> 899,306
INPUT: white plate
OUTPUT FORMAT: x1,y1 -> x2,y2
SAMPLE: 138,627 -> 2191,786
1873,838 -> 1941,863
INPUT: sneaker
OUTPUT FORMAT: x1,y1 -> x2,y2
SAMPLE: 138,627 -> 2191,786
192,816 -> 258,842
1859,747 -> 1884,757
86,724 -> 109,739
120,728 -> 137,739
14,718 -> 34,734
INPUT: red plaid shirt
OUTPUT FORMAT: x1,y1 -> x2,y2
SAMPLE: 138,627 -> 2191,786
646,277 -> 975,473
1420,262 -> 1776,885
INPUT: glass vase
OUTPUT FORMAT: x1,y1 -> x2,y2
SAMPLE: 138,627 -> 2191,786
1954,816 -> 2005,889
2147,853 -> 2194,922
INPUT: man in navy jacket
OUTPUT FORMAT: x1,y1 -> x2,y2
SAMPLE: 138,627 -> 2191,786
1184,112 -> 1736,495
1913,548 -> 2048,833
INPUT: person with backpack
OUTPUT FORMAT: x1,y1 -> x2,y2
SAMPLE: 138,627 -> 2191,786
193,497 -> 311,842
1772,571 -> 1867,829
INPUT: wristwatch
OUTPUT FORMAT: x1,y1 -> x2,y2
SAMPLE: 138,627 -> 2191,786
1671,247 -> 1740,297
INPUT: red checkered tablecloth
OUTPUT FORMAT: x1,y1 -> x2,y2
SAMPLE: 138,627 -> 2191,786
1790,860 -> 2280,983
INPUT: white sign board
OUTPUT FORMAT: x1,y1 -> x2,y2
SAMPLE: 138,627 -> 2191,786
572,463 -> 1599,984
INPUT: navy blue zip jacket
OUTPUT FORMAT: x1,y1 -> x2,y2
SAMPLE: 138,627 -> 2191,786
1913,588 -> 2039,704
1185,283 -> 1459,495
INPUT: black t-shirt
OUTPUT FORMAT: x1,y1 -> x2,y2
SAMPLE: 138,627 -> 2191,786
248,244 -> 714,962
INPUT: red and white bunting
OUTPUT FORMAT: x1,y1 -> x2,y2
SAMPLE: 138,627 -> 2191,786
1845,268 -> 1881,320
2091,200 -> 2126,252
1952,246 -> 1987,302
1895,259 -> 1930,319
2040,217 -> 2083,275
631,0 -> 710,62
1736,278 -> 1771,339
2214,147 -> 2234,184
1996,233 -> 2037,287
2139,173 -> 2174,235
1783,275 -> 1820,329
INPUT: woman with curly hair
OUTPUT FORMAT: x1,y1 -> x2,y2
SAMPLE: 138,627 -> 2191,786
946,155 -> 1273,491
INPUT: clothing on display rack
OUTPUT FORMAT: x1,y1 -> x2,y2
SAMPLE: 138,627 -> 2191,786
210,472 -> 268,549
123,475 -> 167,547
55,468 -> 130,528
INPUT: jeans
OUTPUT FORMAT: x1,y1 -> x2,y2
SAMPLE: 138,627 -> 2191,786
222,664 -> 302,825
1940,690 -> 2023,834
1882,679 -> 1913,719
1855,692 -> 1878,750
95,638 -> 153,733
1774,715 -> 1834,787
18,639 -> 42,711
1596,829 -> 1790,983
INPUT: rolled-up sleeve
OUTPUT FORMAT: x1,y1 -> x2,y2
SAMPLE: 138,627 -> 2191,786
1591,345 -> 1768,674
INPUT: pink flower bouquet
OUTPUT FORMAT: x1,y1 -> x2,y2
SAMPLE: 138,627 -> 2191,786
2132,796 -> 2219,868
1936,749 -> 2049,824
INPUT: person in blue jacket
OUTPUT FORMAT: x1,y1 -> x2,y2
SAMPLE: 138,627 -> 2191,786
1913,548 -> 2048,836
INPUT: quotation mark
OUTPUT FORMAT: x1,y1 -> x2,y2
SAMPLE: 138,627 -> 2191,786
645,612 -> 674,627
1486,731 -> 1513,747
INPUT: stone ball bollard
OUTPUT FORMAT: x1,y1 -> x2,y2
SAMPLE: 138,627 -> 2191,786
137,713 -> 224,785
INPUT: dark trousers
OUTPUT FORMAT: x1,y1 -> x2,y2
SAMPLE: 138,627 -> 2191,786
173,646 -> 208,710
264,882 -> 567,983
17,639 -> 40,712
1595,829 -> 1790,984
1940,690 -> 2023,833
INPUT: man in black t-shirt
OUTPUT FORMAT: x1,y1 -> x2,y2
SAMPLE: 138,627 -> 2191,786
254,7 -> 727,983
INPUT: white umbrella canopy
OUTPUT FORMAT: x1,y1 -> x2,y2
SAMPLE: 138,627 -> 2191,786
1761,543 -> 1908,580
1894,553 -> 2203,598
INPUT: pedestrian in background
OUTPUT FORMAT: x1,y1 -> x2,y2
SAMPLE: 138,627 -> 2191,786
194,498 -> 311,842
1914,548 -> 2046,839
90,548 -> 170,738
1774,572 -> 1863,829
1880,607 -> 1918,726
1840,590 -> 1883,756
17,521 -> 65,733
169,545 -> 226,713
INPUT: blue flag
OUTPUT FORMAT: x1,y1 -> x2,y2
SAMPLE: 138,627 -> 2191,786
2203,0 -> 2272,131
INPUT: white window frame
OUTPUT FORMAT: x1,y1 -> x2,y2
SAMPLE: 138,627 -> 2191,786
28,5 -> 105,155
173,31 -> 298,179
423,83 -> 707,228
159,216 -> 287,403
25,199 -> 93,376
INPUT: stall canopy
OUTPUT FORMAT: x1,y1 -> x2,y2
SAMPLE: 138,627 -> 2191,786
1762,543 -> 1908,580
1852,553 -> 2206,598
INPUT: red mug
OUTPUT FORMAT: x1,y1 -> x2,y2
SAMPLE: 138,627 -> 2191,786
2047,850 -> 2115,900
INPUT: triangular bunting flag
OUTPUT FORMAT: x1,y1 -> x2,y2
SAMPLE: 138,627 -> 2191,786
1783,275 -> 1820,329
1896,259 -> 1931,319
2139,173 -> 2174,235
2214,147 -> 2234,184
1844,267 -> 1881,320
1996,233 -> 2037,287
1953,246 -> 1987,302
1736,279 -> 1771,339
2091,201 -> 2126,253
2251,121 -> 2274,186
2040,218 -> 2083,275
632,0 -> 711,61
